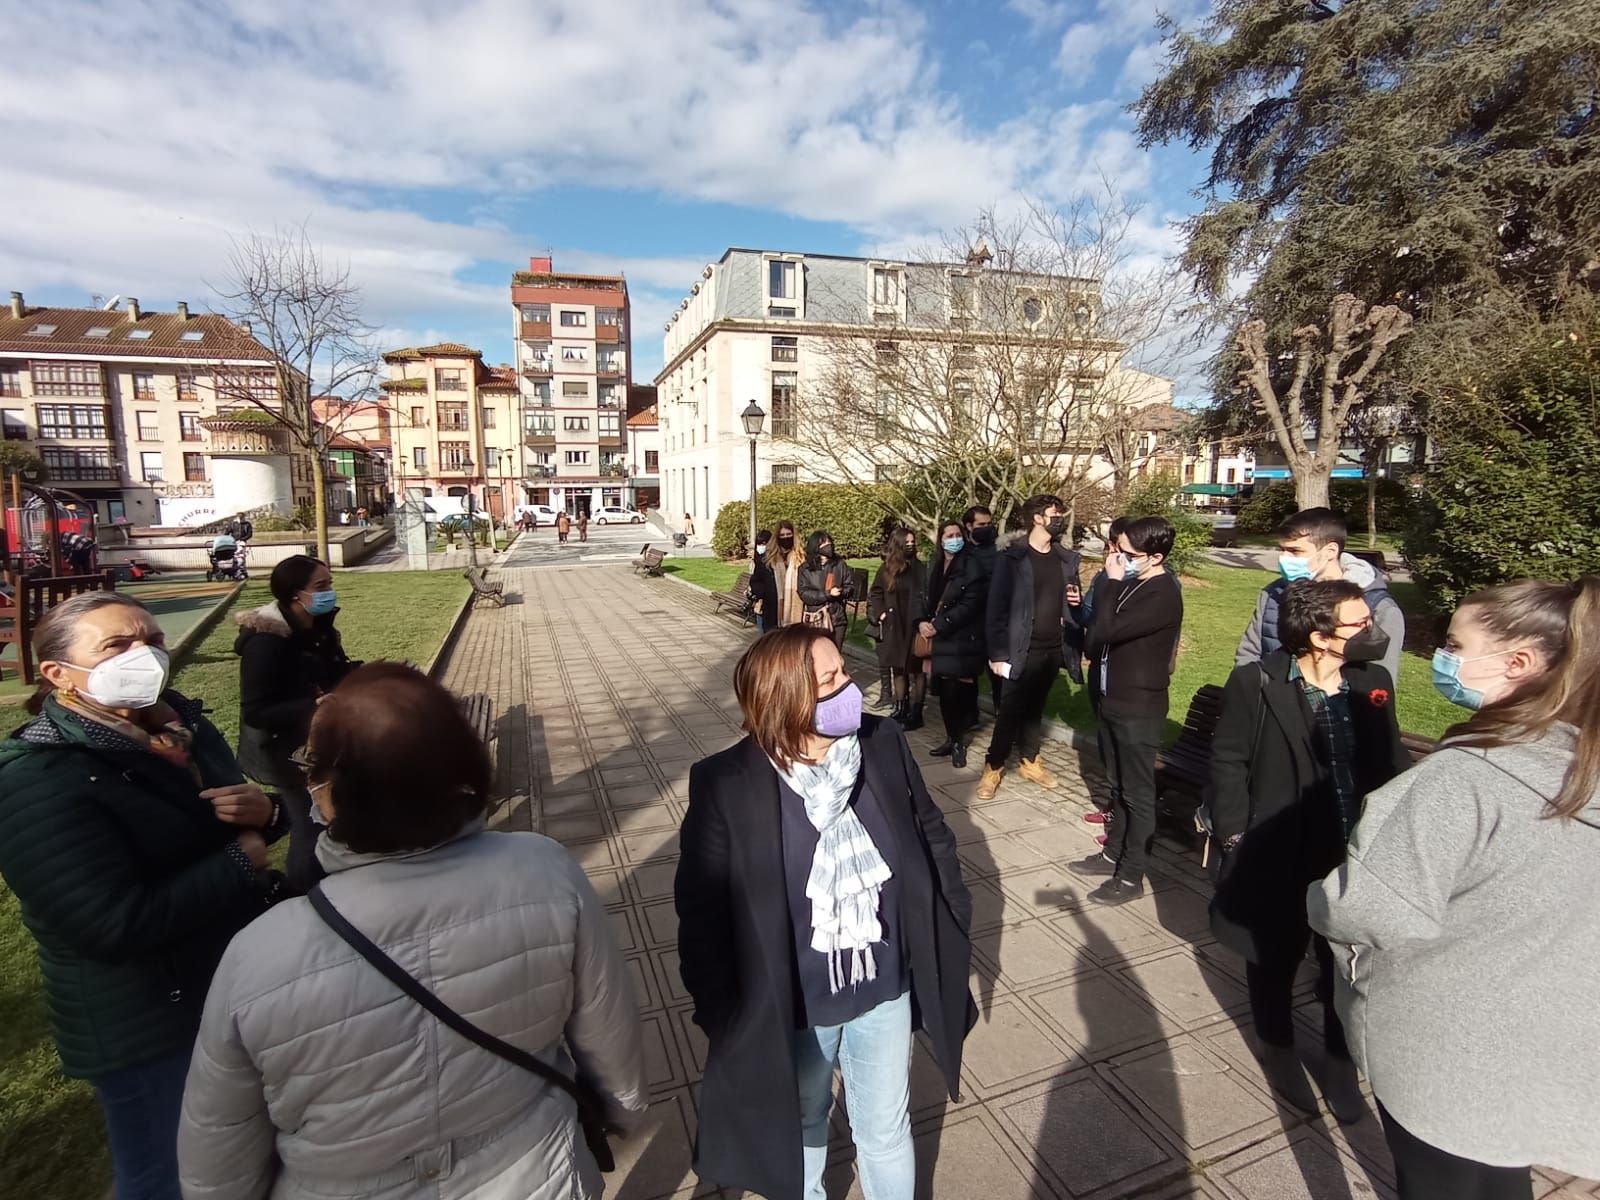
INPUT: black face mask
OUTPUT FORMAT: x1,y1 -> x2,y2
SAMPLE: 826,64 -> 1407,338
1045,517 -> 1066,538
1340,624 -> 1390,664
969,524 -> 998,547
777,535 -> 795,550
819,544 -> 834,557
904,543 -> 917,558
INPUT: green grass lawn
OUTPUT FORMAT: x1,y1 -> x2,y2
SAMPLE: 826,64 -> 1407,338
0,569 -> 467,1200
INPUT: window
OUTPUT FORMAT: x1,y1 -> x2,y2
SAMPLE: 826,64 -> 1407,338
412,446 -> 428,470
525,414 -> 556,436
1225,467 -> 1237,484
560,345 -> 589,362
563,416 -> 590,432
184,453 -> 207,482
771,335 -> 798,362
176,369 -> 198,401
520,304 -> 550,322
41,448 -> 113,479
25,324 -> 56,337
949,272 -> 976,319
217,370 -> 277,404
875,385 -> 897,438
871,267 -> 902,308
439,442 -> 472,470
127,328 -> 153,340
559,310 -> 588,327
768,259 -> 796,300
598,353 -> 621,373
485,448 -> 501,470
644,450 -> 659,472
771,463 -> 799,485
436,403 -> 469,431
565,450 -> 590,465
140,451 -> 163,481
1021,295 -> 1045,325
409,405 -> 425,426
36,404 -> 108,438
596,308 -> 623,328
2,409 -> 26,440
31,361 -> 101,397
136,412 -> 159,440
874,464 -> 898,484
180,412 -> 202,442
180,329 -> 205,342
599,383 -> 623,406
529,380 -> 552,402
769,306 -> 797,319
481,406 -> 495,428
771,371 -> 798,438
0,368 -> 20,397
133,372 -> 156,401
598,412 -> 620,436
85,326 -> 111,338
562,381 -> 589,398
436,368 -> 465,391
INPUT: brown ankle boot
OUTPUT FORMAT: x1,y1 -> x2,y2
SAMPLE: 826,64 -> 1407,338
976,763 -> 1005,801
1018,755 -> 1059,789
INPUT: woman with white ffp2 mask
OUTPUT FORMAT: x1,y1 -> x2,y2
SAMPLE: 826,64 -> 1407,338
0,591 -> 284,1200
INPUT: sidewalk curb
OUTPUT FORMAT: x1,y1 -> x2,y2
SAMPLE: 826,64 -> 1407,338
170,581 -> 246,668
659,572 -> 1098,755
425,586 -> 478,680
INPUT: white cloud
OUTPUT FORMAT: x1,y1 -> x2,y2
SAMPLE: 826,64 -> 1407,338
1044,0 -> 1209,95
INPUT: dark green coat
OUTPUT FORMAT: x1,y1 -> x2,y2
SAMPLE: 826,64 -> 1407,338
0,693 -> 275,1078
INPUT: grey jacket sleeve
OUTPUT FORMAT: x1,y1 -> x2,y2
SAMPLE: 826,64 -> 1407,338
560,854 -> 649,1125
1235,590 -> 1268,667
1374,597 -> 1406,688
178,944 -> 278,1200
1309,750 -> 1488,950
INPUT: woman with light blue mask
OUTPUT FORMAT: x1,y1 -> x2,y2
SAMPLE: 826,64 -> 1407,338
1310,575 -> 1600,1199
234,554 -> 360,892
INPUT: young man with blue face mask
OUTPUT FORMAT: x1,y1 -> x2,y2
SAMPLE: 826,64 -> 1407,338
1236,507 -> 1406,687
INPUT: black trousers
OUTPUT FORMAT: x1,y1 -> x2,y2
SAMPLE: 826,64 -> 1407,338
938,676 -> 980,746
1379,1104 -> 1532,1200
984,648 -> 1062,768
1244,931 -> 1348,1057
986,666 -> 1006,713
1098,709 -> 1164,885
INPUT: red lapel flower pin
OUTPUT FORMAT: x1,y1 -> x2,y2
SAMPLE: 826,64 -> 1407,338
1368,688 -> 1391,708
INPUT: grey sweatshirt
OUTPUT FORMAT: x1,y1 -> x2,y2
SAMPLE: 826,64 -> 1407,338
1309,725 -> 1600,1177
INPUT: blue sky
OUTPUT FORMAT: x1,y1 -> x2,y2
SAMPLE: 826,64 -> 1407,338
2,0 -> 1215,389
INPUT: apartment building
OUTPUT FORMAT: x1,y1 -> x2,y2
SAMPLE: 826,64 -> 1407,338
512,256 -> 632,517
382,345 -> 521,520
0,291 -> 317,526
654,248 -> 1172,529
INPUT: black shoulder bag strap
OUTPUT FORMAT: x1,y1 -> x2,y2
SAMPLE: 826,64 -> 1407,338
307,885 -> 615,1172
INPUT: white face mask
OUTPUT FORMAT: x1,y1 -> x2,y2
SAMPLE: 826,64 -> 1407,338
68,643 -> 170,709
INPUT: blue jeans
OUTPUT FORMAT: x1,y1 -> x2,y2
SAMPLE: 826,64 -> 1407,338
92,1048 -> 192,1200
793,990 -> 914,1200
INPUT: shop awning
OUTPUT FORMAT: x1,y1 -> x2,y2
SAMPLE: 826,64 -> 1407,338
1181,483 -> 1244,496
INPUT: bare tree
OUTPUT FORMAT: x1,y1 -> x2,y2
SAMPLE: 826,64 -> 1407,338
1343,397 -> 1418,548
796,191 -> 1184,535
1235,295 -> 1413,509
213,225 -> 380,559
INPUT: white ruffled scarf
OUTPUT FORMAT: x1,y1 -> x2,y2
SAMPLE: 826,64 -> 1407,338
772,735 -> 893,993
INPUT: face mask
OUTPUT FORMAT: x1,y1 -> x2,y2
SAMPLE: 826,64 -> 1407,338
305,589 -> 338,616
778,535 -> 795,549
819,544 -> 833,557
814,680 -> 864,738
942,536 -> 965,554
308,779 -> 332,826
1431,648 -> 1513,710
1045,517 -> 1066,538
1123,554 -> 1147,578
756,544 -> 768,556
970,525 -> 998,547
1340,624 -> 1390,664
905,542 -> 917,557
1278,555 -> 1315,582
68,643 -> 170,709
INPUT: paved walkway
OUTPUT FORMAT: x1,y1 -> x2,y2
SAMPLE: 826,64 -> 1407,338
436,564 -> 1593,1200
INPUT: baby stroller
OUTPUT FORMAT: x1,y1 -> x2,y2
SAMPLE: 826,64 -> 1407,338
206,535 -> 249,582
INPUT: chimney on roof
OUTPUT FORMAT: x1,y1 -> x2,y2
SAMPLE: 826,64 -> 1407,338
528,255 -> 553,273
176,301 -> 190,322
126,297 -> 141,322
8,292 -> 22,320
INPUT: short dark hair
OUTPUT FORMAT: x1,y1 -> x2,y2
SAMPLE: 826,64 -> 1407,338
755,528 -> 772,545
1123,515 -> 1175,560
270,555 -> 324,604
1277,507 -> 1348,553
1022,494 -> 1064,526
306,662 -> 491,854
962,504 -> 992,526
1107,515 -> 1130,545
1279,579 -> 1365,656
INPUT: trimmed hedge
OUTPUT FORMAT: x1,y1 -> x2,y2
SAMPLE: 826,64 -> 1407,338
712,483 -> 896,559
1124,471 -> 1210,575
1236,478 -> 1413,537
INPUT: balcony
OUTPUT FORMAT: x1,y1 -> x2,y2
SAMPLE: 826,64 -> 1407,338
44,464 -> 118,483
521,359 -> 554,376
520,320 -> 552,340
595,323 -> 621,344
597,359 -> 624,378
598,433 -> 624,448
524,430 -> 557,449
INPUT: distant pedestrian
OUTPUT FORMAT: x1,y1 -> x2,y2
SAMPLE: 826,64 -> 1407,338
675,626 -> 974,1200
556,511 -> 571,544
355,506 -> 368,528
1311,575 -> 1600,1197
227,511 -> 255,544
868,526 -> 928,729
797,530 -> 854,652
924,519 -> 987,769
577,511 -> 590,543
750,529 -> 780,634
684,512 -> 696,538
774,519 -> 807,628
340,509 -> 352,526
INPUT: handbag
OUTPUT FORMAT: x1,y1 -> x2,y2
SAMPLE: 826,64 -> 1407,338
307,886 -> 616,1173
802,607 -> 834,632
913,629 -> 934,659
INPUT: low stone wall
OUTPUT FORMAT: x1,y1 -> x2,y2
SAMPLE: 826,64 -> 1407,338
102,525 -> 394,571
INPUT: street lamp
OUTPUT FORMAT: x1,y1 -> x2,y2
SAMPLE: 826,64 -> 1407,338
741,400 -> 766,556
462,455 -> 478,568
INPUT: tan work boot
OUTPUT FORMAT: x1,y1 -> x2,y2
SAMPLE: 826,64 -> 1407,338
1018,755 -> 1060,790
976,762 -> 1005,801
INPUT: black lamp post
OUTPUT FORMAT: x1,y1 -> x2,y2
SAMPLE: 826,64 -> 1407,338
741,400 -> 766,555
462,455 -> 478,567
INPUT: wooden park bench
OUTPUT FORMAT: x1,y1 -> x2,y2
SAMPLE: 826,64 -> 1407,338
711,571 -> 754,623
847,566 -> 871,622
462,566 -> 505,607
633,547 -> 668,577
459,693 -> 498,786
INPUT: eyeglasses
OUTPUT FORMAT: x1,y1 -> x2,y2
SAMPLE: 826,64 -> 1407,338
1334,617 -> 1373,632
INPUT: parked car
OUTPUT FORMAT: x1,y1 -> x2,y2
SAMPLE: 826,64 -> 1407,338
517,505 -> 561,526
593,506 -> 644,525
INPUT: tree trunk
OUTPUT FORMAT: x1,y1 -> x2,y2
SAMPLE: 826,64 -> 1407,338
312,461 -> 330,562
1366,473 -> 1379,550
1295,463 -> 1332,509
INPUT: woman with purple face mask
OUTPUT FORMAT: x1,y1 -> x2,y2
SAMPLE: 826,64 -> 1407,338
675,626 -> 975,1200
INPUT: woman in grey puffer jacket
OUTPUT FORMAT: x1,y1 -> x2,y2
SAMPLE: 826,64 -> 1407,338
179,663 -> 647,1199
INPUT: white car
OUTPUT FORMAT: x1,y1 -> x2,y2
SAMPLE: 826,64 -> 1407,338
517,505 -> 561,526
593,506 -> 644,525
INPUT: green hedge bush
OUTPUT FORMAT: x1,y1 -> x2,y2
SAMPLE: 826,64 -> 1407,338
1123,471 -> 1211,575
712,483 -> 895,559
1236,478 -> 1413,537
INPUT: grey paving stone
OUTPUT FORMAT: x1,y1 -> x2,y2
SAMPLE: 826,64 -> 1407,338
999,1072 -> 1178,1198
1109,1037 -> 1281,1156
543,813 -> 608,843
1025,968 -> 1182,1063
959,998 -> 1079,1097
971,920 -> 1078,989
1209,1127 -> 1394,1200
1120,950 -> 1251,1026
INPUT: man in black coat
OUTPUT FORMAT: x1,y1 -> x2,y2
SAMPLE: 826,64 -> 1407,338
963,505 -> 1003,708
977,494 -> 1082,801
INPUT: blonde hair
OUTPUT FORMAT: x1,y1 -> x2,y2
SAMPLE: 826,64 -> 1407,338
1444,575 -> 1600,818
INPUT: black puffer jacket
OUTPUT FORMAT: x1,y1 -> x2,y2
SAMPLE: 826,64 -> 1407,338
796,557 -> 856,629
234,602 -> 355,781
925,550 -> 986,678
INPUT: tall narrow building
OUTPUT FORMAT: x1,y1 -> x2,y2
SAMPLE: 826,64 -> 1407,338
511,257 -> 631,517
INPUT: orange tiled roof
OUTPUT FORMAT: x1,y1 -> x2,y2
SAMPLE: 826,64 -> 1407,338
0,305 -> 274,361
627,405 -> 658,426
382,343 -> 484,363
478,364 -> 517,392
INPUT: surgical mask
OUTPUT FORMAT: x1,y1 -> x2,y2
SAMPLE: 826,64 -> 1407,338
970,525 -> 998,547
1340,624 -> 1390,664
306,589 -> 338,616
68,643 -> 170,709
756,544 -> 768,556
1123,555 -> 1148,578
1431,648 -> 1512,710
308,779 -> 332,826
813,681 -> 864,737
1045,517 -> 1066,538
1278,555 -> 1315,582
942,536 -> 965,554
